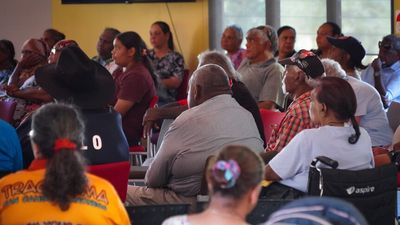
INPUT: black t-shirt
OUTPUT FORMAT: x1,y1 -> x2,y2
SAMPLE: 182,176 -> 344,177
80,107 -> 129,165
232,80 -> 266,146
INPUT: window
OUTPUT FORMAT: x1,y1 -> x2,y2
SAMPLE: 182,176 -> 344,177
281,0 -> 326,51
216,0 -> 392,63
342,0 -> 391,64
223,0 -> 265,48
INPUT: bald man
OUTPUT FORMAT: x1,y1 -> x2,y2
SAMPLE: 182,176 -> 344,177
127,64 -> 263,205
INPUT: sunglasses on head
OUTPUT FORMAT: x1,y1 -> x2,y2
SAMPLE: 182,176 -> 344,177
298,50 -> 315,59
378,41 -> 393,51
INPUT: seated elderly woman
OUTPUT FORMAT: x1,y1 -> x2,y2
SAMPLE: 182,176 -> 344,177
2,38 -> 49,124
163,145 -> 265,225
8,39 -> 80,115
264,77 -> 374,198
0,103 -> 130,224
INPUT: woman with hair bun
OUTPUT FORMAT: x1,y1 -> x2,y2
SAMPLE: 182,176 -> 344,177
0,103 -> 129,224
163,145 -> 265,225
264,77 -> 374,198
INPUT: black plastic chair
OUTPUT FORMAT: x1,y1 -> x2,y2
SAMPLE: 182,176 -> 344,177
126,204 -> 190,225
308,156 -> 397,225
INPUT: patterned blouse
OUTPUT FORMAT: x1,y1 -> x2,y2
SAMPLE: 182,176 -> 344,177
148,49 -> 185,105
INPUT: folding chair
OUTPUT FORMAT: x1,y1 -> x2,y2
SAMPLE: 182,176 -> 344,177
259,109 -> 285,142
126,204 -> 190,225
387,101 -> 400,132
307,156 -> 397,225
176,69 -> 190,100
87,161 -> 130,202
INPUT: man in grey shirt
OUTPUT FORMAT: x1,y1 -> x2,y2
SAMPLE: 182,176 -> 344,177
238,25 -> 284,110
126,64 -> 264,205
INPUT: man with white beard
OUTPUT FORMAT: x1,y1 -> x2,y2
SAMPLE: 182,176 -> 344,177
266,50 -> 325,152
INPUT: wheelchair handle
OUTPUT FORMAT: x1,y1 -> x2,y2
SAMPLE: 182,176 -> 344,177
311,156 -> 339,169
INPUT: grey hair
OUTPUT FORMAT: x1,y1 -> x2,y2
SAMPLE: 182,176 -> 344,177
225,25 -> 243,41
382,34 -> 400,54
248,25 -> 278,54
321,58 -> 347,79
197,50 -> 237,80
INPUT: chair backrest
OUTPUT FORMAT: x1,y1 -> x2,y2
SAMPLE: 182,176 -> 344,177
126,204 -> 190,225
387,101 -> 400,132
308,156 -> 397,225
87,161 -> 130,202
149,95 -> 159,108
0,100 -> 16,124
246,199 -> 291,224
176,69 -> 190,100
259,109 -> 285,142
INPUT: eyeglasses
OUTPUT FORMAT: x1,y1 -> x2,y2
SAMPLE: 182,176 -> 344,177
378,41 -> 393,51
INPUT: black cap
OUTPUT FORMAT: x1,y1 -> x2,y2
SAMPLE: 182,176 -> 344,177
279,49 -> 325,79
327,36 -> 366,67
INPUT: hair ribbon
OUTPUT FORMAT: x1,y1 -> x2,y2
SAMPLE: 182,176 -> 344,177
212,159 -> 241,189
53,138 -> 77,152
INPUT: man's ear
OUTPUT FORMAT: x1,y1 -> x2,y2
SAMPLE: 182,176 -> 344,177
297,70 -> 306,82
194,84 -> 202,101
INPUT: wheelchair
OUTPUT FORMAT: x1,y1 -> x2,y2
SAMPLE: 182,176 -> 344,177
307,156 -> 397,225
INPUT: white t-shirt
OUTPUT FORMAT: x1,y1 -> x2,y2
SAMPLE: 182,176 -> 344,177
269,125 -> 374,192
346,76 -> 393,146
162,215 -> 191,225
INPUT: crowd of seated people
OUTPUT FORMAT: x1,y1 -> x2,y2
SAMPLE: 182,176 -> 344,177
0,19 -> 400,224
264,76 -> 374,197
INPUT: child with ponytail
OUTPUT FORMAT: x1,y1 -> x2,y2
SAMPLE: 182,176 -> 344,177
0,103 -> 129,225
163,145 -> 265,225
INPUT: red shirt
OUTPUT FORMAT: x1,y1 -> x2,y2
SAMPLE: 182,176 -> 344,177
113,63 -> 156,145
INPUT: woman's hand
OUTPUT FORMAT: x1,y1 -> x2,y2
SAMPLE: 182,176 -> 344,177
3,84 -> 19,96
19,53 -> 44,69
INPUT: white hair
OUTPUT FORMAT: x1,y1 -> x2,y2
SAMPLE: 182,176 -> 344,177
321,58 -> 347,79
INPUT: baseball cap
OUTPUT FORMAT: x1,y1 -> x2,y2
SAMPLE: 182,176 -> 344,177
279,49 -> 325,78
327,36 -> 365,67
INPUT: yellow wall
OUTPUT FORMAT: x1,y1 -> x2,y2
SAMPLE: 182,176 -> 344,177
395,0 -> 400,35
51,0 -> 209,71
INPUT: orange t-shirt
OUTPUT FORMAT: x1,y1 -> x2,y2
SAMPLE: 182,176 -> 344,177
0,160 -> 130,225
